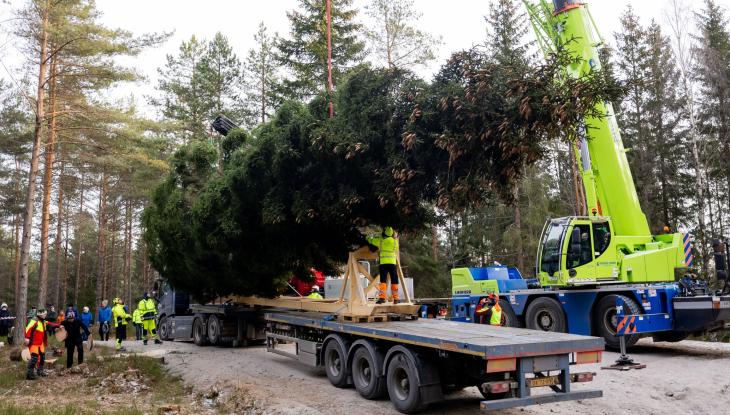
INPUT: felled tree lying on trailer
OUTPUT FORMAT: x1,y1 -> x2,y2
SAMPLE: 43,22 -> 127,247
142,49 -> 622,300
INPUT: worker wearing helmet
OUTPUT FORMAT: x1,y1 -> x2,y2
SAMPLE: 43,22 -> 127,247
307,285 -> 323,299
138,292 -> 162,345
366,226 -> 400,304
24,307 -> 58,379
112,298 -> 131,350
0,302 -> 14,341
475,294 -> 503,326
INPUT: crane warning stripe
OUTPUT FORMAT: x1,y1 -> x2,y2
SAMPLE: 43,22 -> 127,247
683,233 -> 693,267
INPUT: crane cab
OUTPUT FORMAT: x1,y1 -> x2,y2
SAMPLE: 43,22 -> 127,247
538,217 -> 620,286
537,217 -> 688,287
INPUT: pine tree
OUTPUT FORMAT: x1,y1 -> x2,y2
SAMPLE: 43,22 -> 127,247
243,22 -> 282,126
153,36 -> 209,140
277,0 -> 365,100
198,32 -> 245,123
364,0 -> 441,69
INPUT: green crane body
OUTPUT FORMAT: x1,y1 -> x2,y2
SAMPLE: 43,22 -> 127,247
522,0 -> 690,286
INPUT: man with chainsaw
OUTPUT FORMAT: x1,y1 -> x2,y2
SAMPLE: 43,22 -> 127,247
24,307 -> 59,379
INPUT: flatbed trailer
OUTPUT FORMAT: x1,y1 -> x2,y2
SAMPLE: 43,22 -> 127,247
265,310 -> 603,413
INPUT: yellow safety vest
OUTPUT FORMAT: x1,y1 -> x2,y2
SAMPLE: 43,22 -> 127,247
489,303 -> 503,326
307,292 -> 323,299
112,304 -> 130,327
366,235 -> 399,265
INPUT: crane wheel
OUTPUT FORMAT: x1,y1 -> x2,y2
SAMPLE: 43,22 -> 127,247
594,294 -> 641,350
525,297 -> 567,332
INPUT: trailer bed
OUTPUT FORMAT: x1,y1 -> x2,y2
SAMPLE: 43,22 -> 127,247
265,311 -> 604,358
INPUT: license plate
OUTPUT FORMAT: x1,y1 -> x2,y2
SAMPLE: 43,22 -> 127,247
527,376 -> 559,388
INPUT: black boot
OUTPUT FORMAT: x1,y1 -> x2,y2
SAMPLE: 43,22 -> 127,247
375,298 -> 385,304
154,339 -> 162,344
143,340 -> 148,345
37,353 -> 47,377
26,355 -> 38,380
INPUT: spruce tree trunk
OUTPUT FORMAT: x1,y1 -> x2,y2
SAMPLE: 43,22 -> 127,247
17,1 -> 51,345
38,55 -> 58,307
513,185 -> 524,272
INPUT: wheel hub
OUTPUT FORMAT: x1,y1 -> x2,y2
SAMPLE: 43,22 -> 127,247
538,311 -> 553,330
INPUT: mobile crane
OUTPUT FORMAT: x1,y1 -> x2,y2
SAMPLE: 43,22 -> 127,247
448,0 -> 730,349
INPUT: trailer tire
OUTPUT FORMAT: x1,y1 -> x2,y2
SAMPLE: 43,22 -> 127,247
192,317 -> 208,346
525,297 -> 566,332
207,314 -> 222,345
323,335 -> 350,388
350,344 -> 387,399
385,348 -> 429,413
158,316 -> 171,341
594,294 -> 641,349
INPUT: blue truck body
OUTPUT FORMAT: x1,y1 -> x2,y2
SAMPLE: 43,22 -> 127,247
445,266 -> 730,346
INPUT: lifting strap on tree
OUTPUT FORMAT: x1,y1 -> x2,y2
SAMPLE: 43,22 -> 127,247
326,0 -> 334,118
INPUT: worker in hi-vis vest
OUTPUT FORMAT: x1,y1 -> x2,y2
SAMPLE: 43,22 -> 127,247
475,293 -> 503,326
366,226 -> 400,304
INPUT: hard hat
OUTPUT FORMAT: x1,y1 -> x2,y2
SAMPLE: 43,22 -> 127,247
0,303 -> 7,309
37,308 -> 48,319
312,285 -> 320,292
83,306 -> 90,313
487,293 -> 497,299
383,226 -> 394,237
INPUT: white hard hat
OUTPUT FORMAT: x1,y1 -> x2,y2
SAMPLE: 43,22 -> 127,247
0,303 -> 7,309
312,285 -> 320,292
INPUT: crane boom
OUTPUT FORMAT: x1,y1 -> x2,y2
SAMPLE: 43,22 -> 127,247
523,0 -> 689,286
525,0 -> 650,236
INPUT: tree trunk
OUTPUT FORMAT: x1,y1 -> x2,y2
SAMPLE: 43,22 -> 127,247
53,145 -> 65,307
13,212 -> 20,309
107,210 -> 117,300
95,173 -> 107,306
74,174 -> 85,306
38,55 -> 58,307
61,194 -> 70,306
16,1 -> 51,345
513,185 -> 524,272
124,200 -> 133,306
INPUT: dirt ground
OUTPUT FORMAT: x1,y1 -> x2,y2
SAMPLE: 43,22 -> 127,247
102,336 -> 730,415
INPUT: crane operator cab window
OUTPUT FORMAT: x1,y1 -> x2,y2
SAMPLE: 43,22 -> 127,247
567,224 -> 592,269
592,221 -> 611,257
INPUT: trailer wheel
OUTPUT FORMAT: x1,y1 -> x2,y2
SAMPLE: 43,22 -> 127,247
192,317 -> 209,346
158,316 -> 171,341
207,314 -> 222,345
386,350 -> 427,413
594,294 -> 641,349
323,335 -> 350,388
525,297 -> 566,332
351,345 -> 387,399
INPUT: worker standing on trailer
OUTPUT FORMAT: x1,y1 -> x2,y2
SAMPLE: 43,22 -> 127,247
366,226 -> 400,304
138,292 -> 162,345
475,294 -> 503,326
112,298 -> 131,351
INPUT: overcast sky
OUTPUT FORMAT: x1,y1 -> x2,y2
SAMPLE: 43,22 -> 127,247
2,0 -> 730,116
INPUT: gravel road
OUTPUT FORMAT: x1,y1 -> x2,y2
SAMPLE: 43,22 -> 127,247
98,337 -> 730,415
